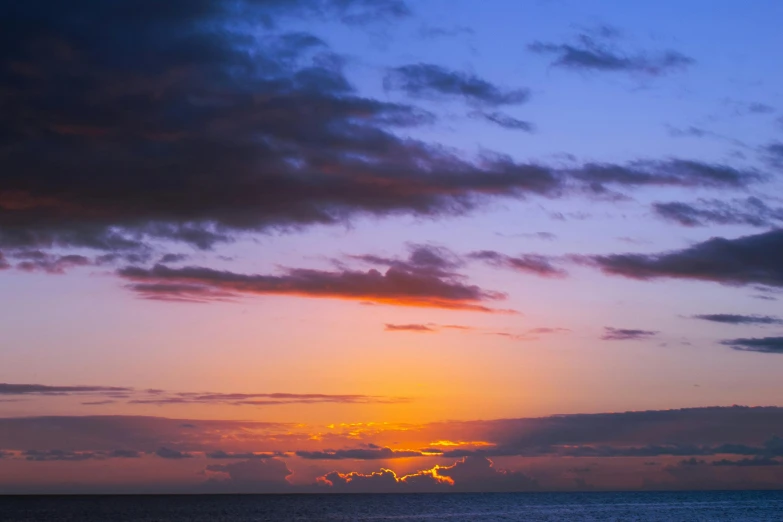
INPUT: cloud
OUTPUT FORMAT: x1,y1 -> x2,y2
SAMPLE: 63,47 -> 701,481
22,449 -> 141,461
692,314 -> 783,325
155,447 -> 194,459
318,456 -> 537,492
297,446 -> 425,459
747,103 -> 775,114
384,64 -> 530,106
384,324 -> 436,332
418,25 -> 474,40
205,451 -> 280,459
10,251 -> 92,274
720,337 -> 783,354
350,244 -> 465,278
497,231 -> 557,241
469,111 -> 535,132
491,327 -> 570,342
0,0 -> 764,275
1,381 -> 408,408
528,27 -> 693,76
383,322 -> 475,333
712,457 -> 782,467
468,251 -> 566,278
600,327 -> 658,341
570,160 -> 762,193
1,0 -> 574,257
764,142 -> 783,169
204,458 -> 293,490
158,253 -> 189,264
119,246 -> 509,311
0,383 -> 132,396
528,327 -> 571,335
4,407 -> 783,486
24,450 -> 102,462
130,392 -> 408,406
0,415 -> 298,456
653,197 -> 783,227
584,229 -> 783,288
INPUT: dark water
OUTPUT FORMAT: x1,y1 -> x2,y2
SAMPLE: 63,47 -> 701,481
2,491 -> 783,521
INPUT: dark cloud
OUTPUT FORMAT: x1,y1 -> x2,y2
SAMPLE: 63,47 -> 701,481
131,391 -> 408,406
0,381 -> 408,408
350,244 -> 465,278
158,253 -> 189,264
570,160 -> 762,193
585,229 -> 783,288
205,451 -> 280,459
677,457 -> 707,467
3,407 -> 783,477
667,126 -> 710,138
0,0 -> 764,277
297,446 -> 424,459
712,457 -> 782,467
384,64 -> 530,107
0,0 -> 571,257
13,252 -> 92,274
468,250 -> 566,278
720,337 -> 783,354
528,28 -> 693,76
764,142 -> 783,169
24,450 -> 101,462
692,314 -> 783,325
0,415 -> 297,456
204,458 -> 293,491
0,383 -> 131,396
653,197 -> 783,227
155,447 -> 194,459
469,111 -> 535,132
110,449 -> 142,458
600,327 -> 658,341
22,449 -> 140,461
119,247 -> 509,311
747,103 -> 775,114
384,324 -> 436,332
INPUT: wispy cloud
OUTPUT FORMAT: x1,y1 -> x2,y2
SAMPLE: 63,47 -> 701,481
0,383 -> 410,408
384,64 -> 530,106
469,250 -> 567,278
528,26 -> 694,77
601,327 -> 658,341
384,324 -> 437,332
692,314 -> 783,326
654,197 -> 783,228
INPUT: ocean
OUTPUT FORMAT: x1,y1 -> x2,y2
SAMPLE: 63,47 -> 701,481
2,491 -> 783,521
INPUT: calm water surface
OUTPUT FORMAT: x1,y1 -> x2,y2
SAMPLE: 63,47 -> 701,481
2,491 -> 783,521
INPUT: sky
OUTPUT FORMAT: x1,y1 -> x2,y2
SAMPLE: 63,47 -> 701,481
1,0 -> 783,493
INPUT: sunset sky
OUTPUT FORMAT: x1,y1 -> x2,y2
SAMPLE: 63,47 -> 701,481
2,0 -> 783,493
